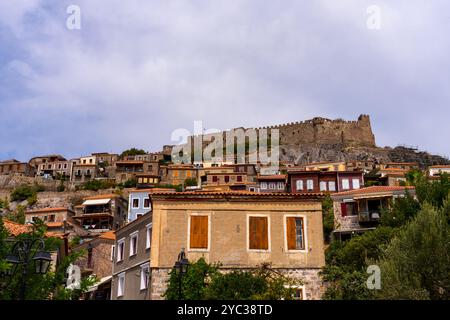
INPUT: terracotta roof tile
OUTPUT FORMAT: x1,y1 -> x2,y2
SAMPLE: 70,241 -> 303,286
256,174 -> 286,180
332,186 -> 415,197
98,230 -> 115,240
26,207 -> 70,214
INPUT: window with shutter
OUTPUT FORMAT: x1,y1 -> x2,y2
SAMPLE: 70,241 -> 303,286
341,203 -> 347,217
190,215 -> 208,249
249,216 -> 269,250
286,217 -> 305,250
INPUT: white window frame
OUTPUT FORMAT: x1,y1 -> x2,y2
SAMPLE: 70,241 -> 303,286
132,198 -> 140,209
247,214 -> 271,252
143,197 -> 151,209
111,245 -> 115,261
117,272 -> 125,297
117,238 -> 125,262
352,178 -> 360,189
288,285 -> 307,300
140,263 -> 150,290
306,179 -> 314,191
146,223 -> 152,249
328,181 -> 336,192
268,182 -> 275,190
319,181 -> 327,191
187,213 -> 211,252
342,178 -> 350,190
277,182 -> 284,190
284,214 -> 308,253
129,231 -> 139,257
260,182 -> 267,190
296,180 -> 303,191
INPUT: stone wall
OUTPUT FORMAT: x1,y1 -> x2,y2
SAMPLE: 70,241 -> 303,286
149,267 -> 324,300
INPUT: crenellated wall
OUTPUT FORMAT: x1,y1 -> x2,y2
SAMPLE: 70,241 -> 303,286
251,114 -> 375,148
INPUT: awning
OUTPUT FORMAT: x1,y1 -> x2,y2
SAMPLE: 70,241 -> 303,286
86,276 -> 112,292
82,199 -> 111,206
353,194 -> 391,200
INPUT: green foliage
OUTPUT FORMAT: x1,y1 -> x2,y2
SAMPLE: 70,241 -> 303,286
27,193 -> 37,206
0,220 -> 95,300
414,172 -> 450,208
184,178 -> 198,187
118,178 -> 137,189
163,257 -> 219,300
69,236 -> 81,248
164,258 -> 300,300
380,193 -> 420,227
81,179 -> 116,191
205,270 -> 267,300
10,184 -> 45,203
120,148 -> 147,158
5,205 -> 26,224
373,203 -> 450,300
322,194 -> 334,242
321,267 -> 374,300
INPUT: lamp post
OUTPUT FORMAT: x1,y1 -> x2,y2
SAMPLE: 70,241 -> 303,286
5,238 -> 53,300
173,248 -> 189,300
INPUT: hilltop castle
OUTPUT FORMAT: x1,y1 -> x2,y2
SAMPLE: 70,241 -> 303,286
251,114 -> 376,148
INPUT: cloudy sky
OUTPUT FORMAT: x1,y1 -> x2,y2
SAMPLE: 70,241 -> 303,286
0,0 -> 449,161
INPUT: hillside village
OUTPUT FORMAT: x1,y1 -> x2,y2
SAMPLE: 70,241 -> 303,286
1,114 -> 449,300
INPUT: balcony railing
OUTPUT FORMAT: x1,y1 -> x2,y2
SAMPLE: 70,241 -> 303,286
358,211 -> 381,223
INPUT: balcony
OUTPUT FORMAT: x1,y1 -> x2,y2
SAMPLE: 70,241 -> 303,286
358,210 -> 381,227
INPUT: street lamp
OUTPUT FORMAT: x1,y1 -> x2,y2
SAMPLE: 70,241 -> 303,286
173,248 -> 189,299
5,238 -> 53,300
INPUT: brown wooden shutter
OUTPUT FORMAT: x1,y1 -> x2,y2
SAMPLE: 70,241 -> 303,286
249,217 -> 268,250
286,217 -> 297,250
341,203 -> 347,217
190,216 -> 208,249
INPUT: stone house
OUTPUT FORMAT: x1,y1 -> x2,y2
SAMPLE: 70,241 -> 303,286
73,231 -> 115,300
28,154 -> 66,172
73,194 -> 127,235
115,160 -> 157,184
111,212 -> 152,300
148,191 -> 326,300
135,174 -> 160,189
24,207 -> 87,240
331,186 -> 416,241
429,165 -> 450,177
0,159 -> 35,176
159,165 -> 199,186
36,159 -> 72,179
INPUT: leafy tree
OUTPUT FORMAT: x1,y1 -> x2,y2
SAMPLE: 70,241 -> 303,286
184,178 -> 198,187
118,178 -> 137,189
322,194 -> 334,242
164,258 -> 301,300
0,218 -> 97,300
120,148 -> 147,158
379,192 -> 420,227
81,179 -> 116,191
163,257 -> 219,300
373,203 -> 450,300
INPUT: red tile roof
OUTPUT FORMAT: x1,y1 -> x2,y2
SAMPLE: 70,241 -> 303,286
256,174 -> 287,180
26,207 -> 69,214
429,165 -> 450,169
332,186 -> 415,197
98,230 -> 115,240
150,190 -> 324,198
2,219 -> 65,238
3,220 -> 31,236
